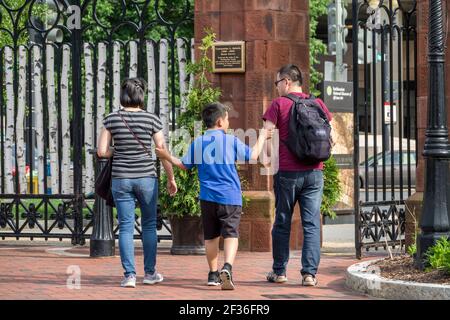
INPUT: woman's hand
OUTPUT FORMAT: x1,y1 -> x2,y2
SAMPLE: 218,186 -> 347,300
167,178 -> 177,197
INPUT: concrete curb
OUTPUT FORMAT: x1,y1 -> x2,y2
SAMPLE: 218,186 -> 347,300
346,260 -> 450,300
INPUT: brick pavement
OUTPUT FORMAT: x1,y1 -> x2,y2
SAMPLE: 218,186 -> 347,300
0,241 -> 383,300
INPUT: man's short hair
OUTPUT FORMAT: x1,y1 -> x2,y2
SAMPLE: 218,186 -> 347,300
278,64 -> 303,86
202,102 -> 228,128
120,77 -> 147,108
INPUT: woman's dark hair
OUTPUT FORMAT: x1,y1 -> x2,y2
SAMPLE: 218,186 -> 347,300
120,77 -> 147,108
201,102 -> 228,128
278,64 -> 303,86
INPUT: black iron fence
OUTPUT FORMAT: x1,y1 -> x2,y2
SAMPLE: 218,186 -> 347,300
0,0 -> 193,244
352,0 -> 417,258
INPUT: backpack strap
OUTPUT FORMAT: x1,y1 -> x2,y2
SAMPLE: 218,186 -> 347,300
284,93 -> 302,104
283,93 -> 316,104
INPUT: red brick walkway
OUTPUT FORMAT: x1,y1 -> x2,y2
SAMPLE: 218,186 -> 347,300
0,242 -> 381,300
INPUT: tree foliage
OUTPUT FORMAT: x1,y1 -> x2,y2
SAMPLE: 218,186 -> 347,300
0,0 -> 194,47
309,0 -> 329,96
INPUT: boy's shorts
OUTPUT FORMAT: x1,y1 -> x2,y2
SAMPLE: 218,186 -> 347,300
200,200 -> 242,240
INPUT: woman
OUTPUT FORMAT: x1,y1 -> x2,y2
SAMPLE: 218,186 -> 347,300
97,77 -> 177,288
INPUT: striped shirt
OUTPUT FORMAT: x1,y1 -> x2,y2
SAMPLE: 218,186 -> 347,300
103,109 -> 163,179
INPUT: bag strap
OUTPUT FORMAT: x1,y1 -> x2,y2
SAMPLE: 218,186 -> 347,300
117,110 -> 152,157
283,93 -> 316,104
284,93 -> 302,104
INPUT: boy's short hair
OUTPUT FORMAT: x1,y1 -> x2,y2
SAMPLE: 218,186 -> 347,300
278,64 -> 303,86
202,102 -> 228,128
120,77 -> 147,108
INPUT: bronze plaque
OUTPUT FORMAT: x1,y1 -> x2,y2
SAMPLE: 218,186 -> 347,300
212,41 -> 245,73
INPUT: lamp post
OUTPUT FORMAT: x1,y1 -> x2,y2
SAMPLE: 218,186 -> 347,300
415,0 -> 450,269
90,151 -> 115,257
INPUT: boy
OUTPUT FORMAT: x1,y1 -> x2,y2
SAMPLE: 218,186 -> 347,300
156,102 -> 272,290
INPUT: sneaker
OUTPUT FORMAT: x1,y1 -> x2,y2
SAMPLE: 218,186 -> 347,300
143,271 -> 163,285
219,267 -> 235,290
120,274 -> 136,288
302,273 -> 318,287
207,271 -> 220,286
266,271 -> 288,283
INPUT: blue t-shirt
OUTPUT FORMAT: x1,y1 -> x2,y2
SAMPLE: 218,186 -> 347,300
181,129 -> 251,206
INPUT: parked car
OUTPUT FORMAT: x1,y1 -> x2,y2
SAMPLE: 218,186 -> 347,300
359,150 -> 416,188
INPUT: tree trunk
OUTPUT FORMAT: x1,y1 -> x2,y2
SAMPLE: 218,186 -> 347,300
61,44 -> 71,194
33,46 -> 45,194
177,38 -> 188,118
159,39 -> 169,144
5,47 -> 15,193
84,43 -> 95,195
112,41 -> 121,111
96,42 -> 107,138
16,46 -> 27,194
189,38 -> 195,91
129,40 -> 138,78
4,47 -> 14,194
46,44 -> 59,194
146,40 -> 156,113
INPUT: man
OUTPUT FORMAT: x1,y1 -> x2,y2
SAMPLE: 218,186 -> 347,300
263,64 -> 333,286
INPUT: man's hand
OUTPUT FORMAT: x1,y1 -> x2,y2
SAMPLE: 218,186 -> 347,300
155,147 -> 172,161
167,178 -> 177,197
262,128 -> 274,140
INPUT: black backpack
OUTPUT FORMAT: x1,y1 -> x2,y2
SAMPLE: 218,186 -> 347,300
283,93 -> 332,165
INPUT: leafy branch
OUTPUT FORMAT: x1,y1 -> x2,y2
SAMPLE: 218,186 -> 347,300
309,0 -> 329,96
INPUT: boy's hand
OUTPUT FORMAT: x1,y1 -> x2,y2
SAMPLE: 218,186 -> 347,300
156,147 -> 171,160
167,178 -> 177,197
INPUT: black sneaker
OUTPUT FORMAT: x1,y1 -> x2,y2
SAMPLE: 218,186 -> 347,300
219,264 -> 235,290
207,271 -> 220,286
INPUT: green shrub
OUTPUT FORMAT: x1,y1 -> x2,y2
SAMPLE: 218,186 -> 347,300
407,244 -> 417,257
425,236 -> 450,273
321,155 -> 342,219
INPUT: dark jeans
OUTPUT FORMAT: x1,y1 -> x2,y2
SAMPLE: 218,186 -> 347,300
272,170 -> 324,277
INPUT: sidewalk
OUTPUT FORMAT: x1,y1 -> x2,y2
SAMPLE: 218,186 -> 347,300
0,240 -> 386,300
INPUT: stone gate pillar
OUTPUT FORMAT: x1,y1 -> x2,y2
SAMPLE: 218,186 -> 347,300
195,0 -> 310,251
405,0 -> 450,249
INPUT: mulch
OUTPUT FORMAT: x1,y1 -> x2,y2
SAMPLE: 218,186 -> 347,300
373,255 -> 450,285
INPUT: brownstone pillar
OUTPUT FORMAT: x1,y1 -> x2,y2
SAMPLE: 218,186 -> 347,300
195,0 -> 310,251
405,0 -> 450,248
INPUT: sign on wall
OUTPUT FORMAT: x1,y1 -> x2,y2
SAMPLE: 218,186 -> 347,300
212,41 -> 245,73
322,81 -> 353,112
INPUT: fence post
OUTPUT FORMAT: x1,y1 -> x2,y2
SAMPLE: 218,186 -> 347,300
71,0 -> 84,245
90,150 -> 115,257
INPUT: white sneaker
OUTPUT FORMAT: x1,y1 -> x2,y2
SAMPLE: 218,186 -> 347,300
120,274 -> 136,288
143,271 -> 163,285
302,274 -> 318,287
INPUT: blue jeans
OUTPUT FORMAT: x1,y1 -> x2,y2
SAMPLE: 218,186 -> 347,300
272,170 -> 323,277
111,177 -> 158,277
